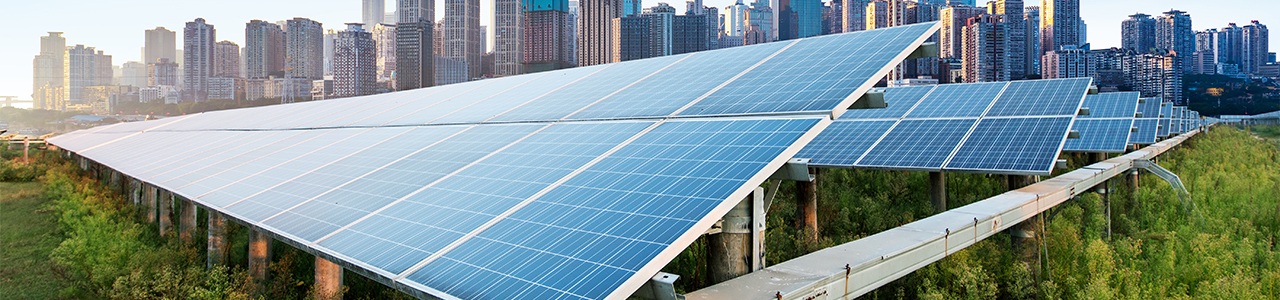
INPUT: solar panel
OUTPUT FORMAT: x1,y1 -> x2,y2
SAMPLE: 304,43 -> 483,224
945,117 -> 1074,174
904,82 -> 1005,118
1157,119 -> 1171,137
795,120 -> 897,166
1078,92 -> 1140,119
1130,119 -> 1159,144
1063,119 -> 1134,153
49,22 -> 945,300
984,78 -> 1091,117
856,119 -> 978,171
1136,97 -> 1162,118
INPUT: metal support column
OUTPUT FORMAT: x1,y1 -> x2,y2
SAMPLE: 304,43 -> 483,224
929,172 -> 946,213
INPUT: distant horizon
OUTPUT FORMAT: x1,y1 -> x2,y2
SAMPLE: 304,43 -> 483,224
1,0 -> 1276,104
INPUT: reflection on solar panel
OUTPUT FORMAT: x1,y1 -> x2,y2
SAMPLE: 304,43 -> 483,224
801,78 -> 1092,175
47,22 -> 943,300
1130,119 -> 1159,144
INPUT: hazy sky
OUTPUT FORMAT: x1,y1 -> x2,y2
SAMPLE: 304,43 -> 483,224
2,0 -> 1277,108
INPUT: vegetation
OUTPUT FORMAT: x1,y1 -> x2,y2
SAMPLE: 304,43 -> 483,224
665,126 -> 1280,299
1185,75 -> 1280,116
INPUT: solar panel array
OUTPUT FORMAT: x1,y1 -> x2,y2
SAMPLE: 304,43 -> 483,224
49,23 -> 941,300
1064,92 -> 1139,153
798,78 -> 1092,175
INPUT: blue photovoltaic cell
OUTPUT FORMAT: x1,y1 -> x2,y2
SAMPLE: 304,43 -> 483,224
856,119 -> 977,170
403,118 -> 820,300
430,65 -> 610,125
135,131 -> 293,183
945,117 -> 1073,174
569,43 -> 791,120
796,120 -> 896,166
1157,119 -> 1171,137
1130,119 -> 1159,144
1160,104 -> 1173,120
1063,119 -> 1134,153
1136,98 -> 1162,118
1079,92 -> 1140,119
491,55 -> 690,123
172,128 -> 371,198
904,82 -> 1006,118
679,23 -> 936,116
225,124 -> 544,225
984,78 -> 1091,117
309,122 -> 653,274
837,86 -> 933,120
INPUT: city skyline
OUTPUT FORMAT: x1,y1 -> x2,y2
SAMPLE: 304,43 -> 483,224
1,0 -> 1278,106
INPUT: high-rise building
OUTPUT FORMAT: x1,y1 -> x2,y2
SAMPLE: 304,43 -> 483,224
743,0 -> 774,44
66,45 -> 113,105
963,15 -> 1007,82
245,20 -> 285,79
864,1 -> 902,30
1154,10 -> 1193,74
374,23 -> 398,84
825,0 -> 840,34
213,41 -> 240,78
1193,29 -> 1216,75
580,0 -> 624,66
725,0 -> 750,36
144,27 -> 178,66
623,0 -> 640,16
286,18 -> 325,81
364,0 -> 385,30
773,0 -> 822,40
334,23 -> 378,98
396,18 -> 434,89
1122,13 -> 1155,53
399,0 -> 434,23
183,18 -> 216,102
1039,0 -> 1081,55
1024,6 -> 1041,77
673,13 -> 710,55
841,0 -> 868,33
1242,20 -> 1269,75
612,16 -> 652,61
148,58 -> 181,87
988,0 -> 1026,80
444,0 -> 483,79
324,29 -> 338,76
494,0 -> 523,76
642,3 -> 677,57
435,55 -> 468,85
32,32 -> 66,110
939,5 -> 983,59
525,0 -> 575,72
121,61 -> 148,88
1042,44 -> 1089,79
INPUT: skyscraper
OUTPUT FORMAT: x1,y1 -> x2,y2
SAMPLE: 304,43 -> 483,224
579,0 -> 624,66
213,41 -> 241,78
864,1 -> 902,30
940,5 -> 983,59
245,20 -> 285,79
642,3 -> 677,57
1242,20 -> 1269,75
148,58 -> 181,87
1215,24 -> 1243,72
773,0 -> 821,40
444,0 -> 482,79
373,23 -> 398,84
494,0 -> 525,76
398,0 -> 435,89
184,18 -> 216,102
144,27 -> 177,66
334,23 -> 378,98
32,32 -> 65,110
988,0 -> 1026,80
524,0 -> 575,72
725,0 -> 750,36
286,18 -> 325,81
1154,10 -> 1193,74
1042,44 -> 1089,79
612,16 -> 652,61
1122,13 -> 1155,53
66,45 -> 113,105
1024,6 -> 1041,77
1039,0 -> 1081,55
364,0 -> 385,30
121,61 -> 148,88
1193,29 -> 1217,75
743,0 -> 774,44
841,0 -> 869,33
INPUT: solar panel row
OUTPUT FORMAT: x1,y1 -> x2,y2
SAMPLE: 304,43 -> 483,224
49,22 -> 944,300
1063,93 -> 1139,153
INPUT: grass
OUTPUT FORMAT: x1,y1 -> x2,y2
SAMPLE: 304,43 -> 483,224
0,181 -> 81,299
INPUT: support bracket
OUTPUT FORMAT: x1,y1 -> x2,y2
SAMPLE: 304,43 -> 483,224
850,90 -> 887,109
633,272 -> 685,300
770,158 -> 813,182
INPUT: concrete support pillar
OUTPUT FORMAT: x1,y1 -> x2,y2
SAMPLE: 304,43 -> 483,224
314,256 -> 344,300
207,212 -> 227,268
249,230 -> 273,294
794,168 -> 819,238
929,172 -> 946,213
1007,175 -> 1043,282
1103,179 -> 1112,239
158,190 -> 172,236
709,194 -> 752,284
179,198 -> 197,243
143,185 -> 156,223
